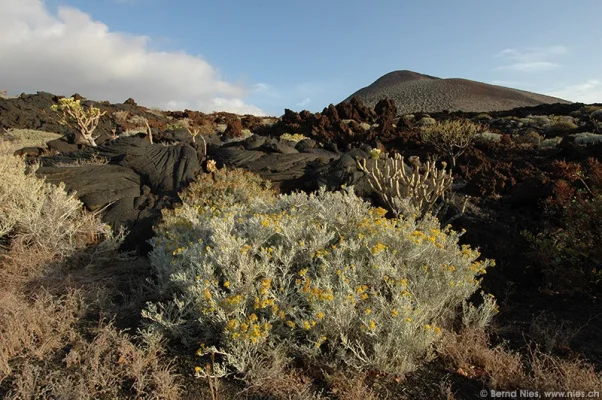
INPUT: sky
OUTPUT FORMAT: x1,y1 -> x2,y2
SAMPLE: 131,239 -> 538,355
0,0 -> 601,116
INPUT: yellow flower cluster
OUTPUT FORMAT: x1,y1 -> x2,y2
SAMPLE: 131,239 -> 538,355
222,294 -> 243,307
371,242 -> 388,255
297,276 -> 334,303
253,278 -> 279,315
311,249 -> 329,258
226,314 -> 272,344
255,211 -> 287,231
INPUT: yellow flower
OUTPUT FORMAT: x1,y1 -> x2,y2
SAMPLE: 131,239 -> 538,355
371,242 -> 388,254
202,289 -> 212,301
249,313 -> 258,321
286,320 -> 296,328
405,317 -> 412,322
374,207 -> 387,217
226,319 -> 239,331
425,324 -> 431,330
368,320 -> 376,331
316,312 -> 325,320
434,327 -> 441,334
365,308 -> 371,315
303,320 -> 312,330
195,366 -> 202,373
391,309 -> 399,317
299,268 -> 308,277
223,281 -> 231,288
360,293 -> 369,301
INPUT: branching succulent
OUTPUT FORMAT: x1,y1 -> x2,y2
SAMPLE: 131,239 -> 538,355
356,153 -> 453,218
50,97 -> 106,147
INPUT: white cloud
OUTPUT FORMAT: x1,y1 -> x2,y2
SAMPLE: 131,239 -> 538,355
546,80 -> 602,103
495,61 -> 559,72
494,46 -> 567,73
0,0 -> 264,115
296,98 -> 311,107
252,83 -> 281,99
491,80 -> 524,87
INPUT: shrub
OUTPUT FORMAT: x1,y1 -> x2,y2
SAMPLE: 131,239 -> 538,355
474,132 -> 502,143
474,113 -> 492,121
0,145 -> 111,264
50,97 -> 106,147
179,167 -> 276,211
280,133 -> 309,143
543,120 -> 578,136
525,158 -> 602,293
419,119 -> 482,167
145,170 -> 494,382
572,132 -> 602,146
539,137 -> 562,150
591,108 -> 602,121
417,117 -> 436,126
520,131 -> 543,146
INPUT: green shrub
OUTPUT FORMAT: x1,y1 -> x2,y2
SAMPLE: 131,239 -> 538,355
145,170 -> 495,381
543,120 -> 578,135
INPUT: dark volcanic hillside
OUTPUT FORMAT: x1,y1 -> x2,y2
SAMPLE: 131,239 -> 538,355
345,70 -> 570,115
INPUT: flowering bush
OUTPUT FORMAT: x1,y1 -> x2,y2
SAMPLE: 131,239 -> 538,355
145,168 -> 495,381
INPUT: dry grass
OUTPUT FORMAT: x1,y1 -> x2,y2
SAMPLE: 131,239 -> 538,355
327,372 -> 379,400
0,128 -> 62,154
51,153 -> 110,167
0,142 -> 183,399
0,289 -> 84,381
437,327 -> 602,392
437,327 -> 524,389
528,312 -> 580,354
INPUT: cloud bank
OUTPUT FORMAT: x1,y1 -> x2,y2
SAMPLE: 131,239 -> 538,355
0,0 -> 264,115
547,80 -> 602,104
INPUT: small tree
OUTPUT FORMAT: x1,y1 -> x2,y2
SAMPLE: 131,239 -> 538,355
419,119 -> 482,168
51,97 -> 106,147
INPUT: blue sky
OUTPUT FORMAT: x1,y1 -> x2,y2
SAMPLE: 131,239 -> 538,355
1,0 -> 601,115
